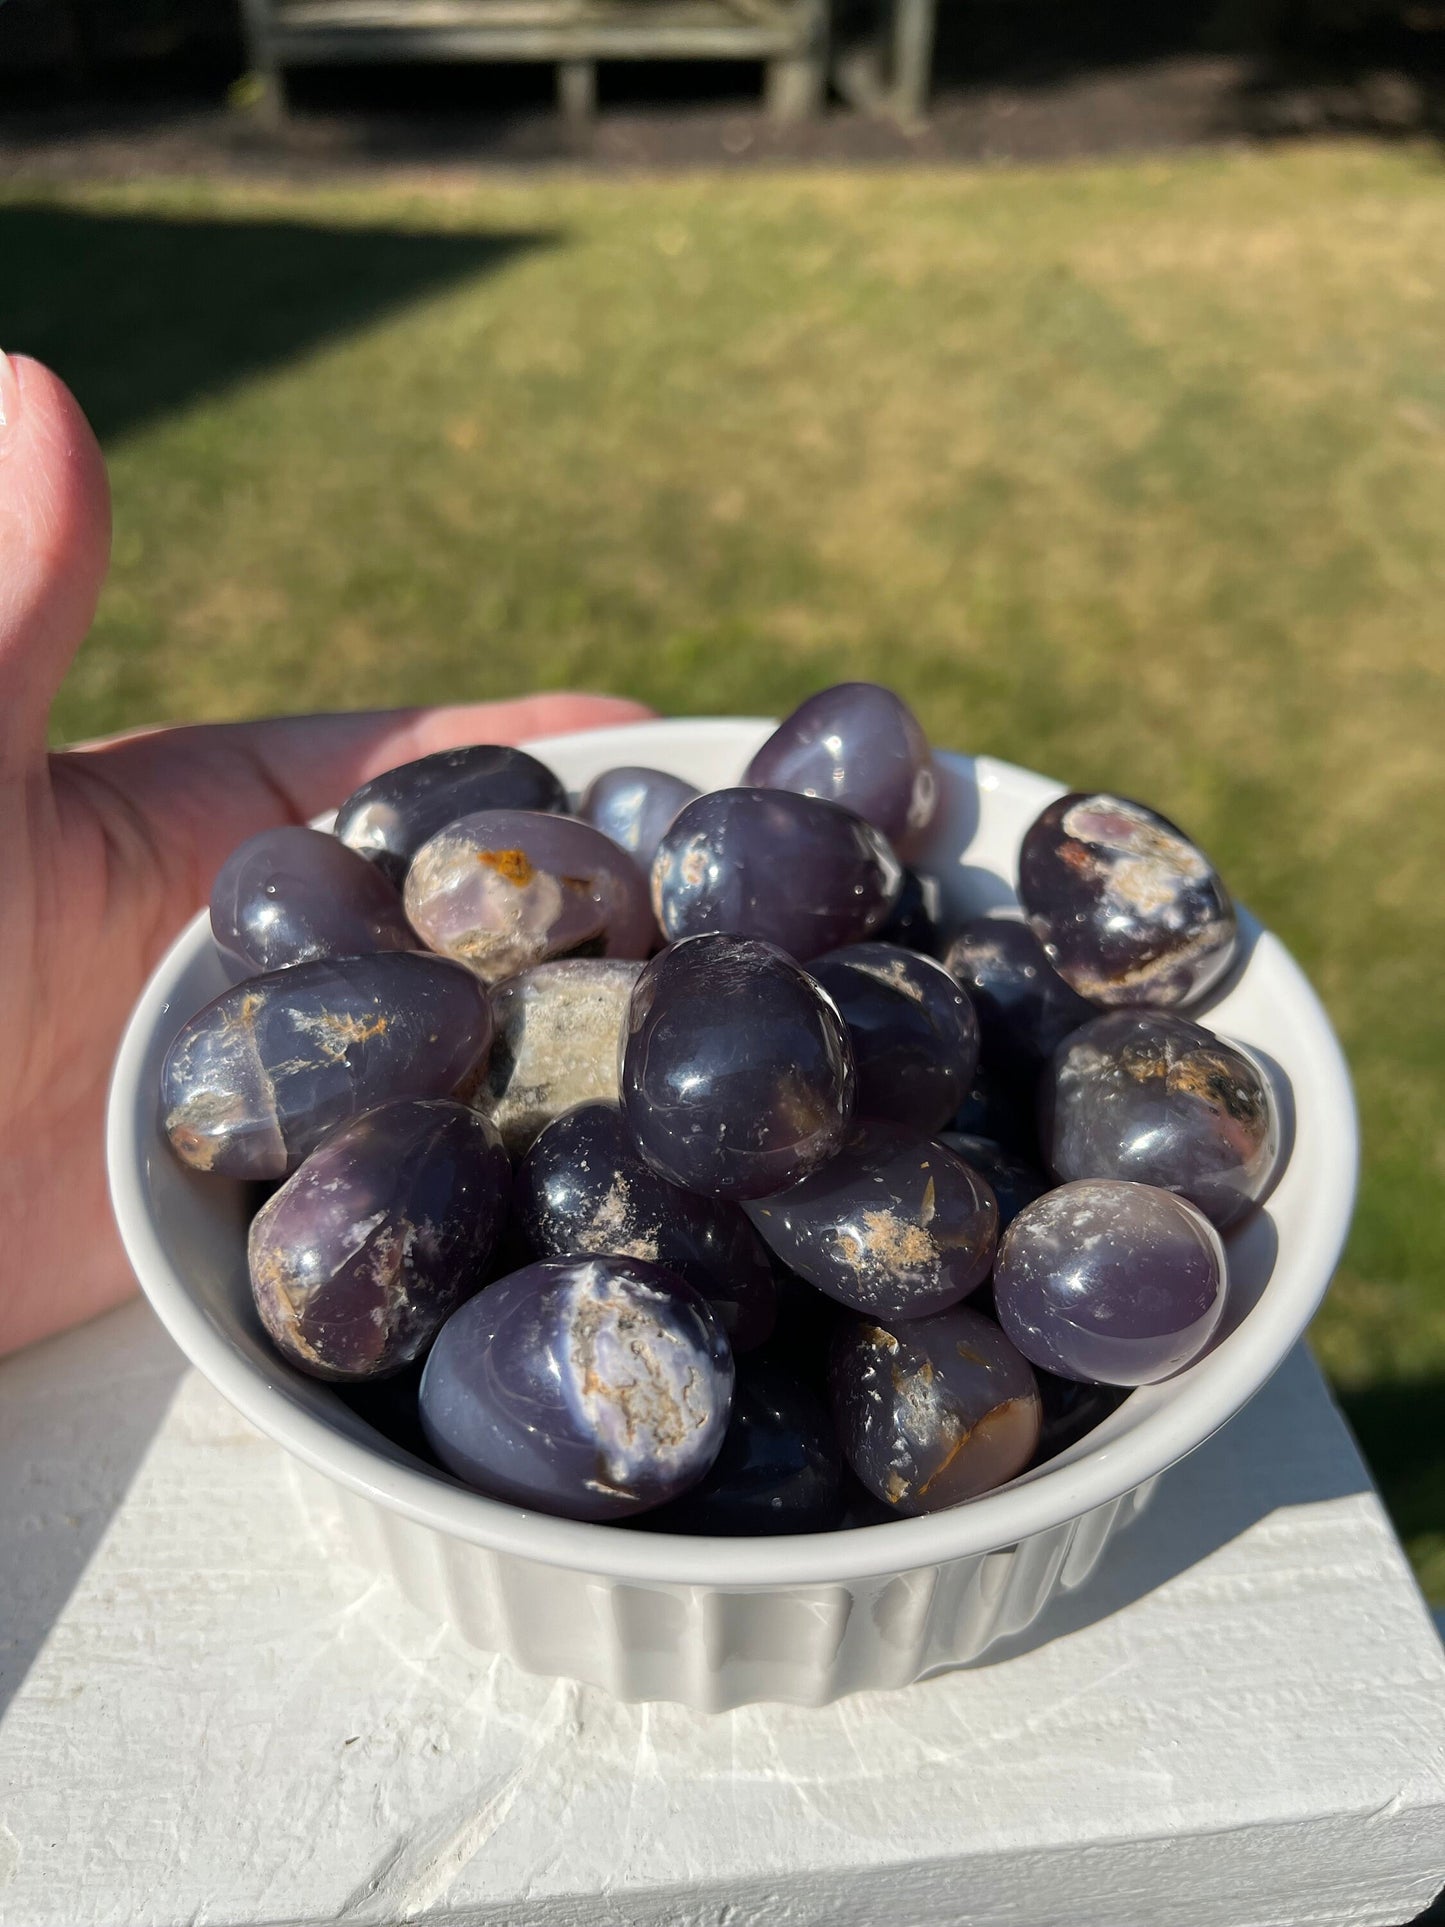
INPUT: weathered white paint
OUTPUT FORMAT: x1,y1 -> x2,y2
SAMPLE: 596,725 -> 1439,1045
1,1300 -> 1442,1927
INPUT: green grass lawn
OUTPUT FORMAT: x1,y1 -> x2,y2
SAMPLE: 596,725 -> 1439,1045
4,144 -> 1442,1597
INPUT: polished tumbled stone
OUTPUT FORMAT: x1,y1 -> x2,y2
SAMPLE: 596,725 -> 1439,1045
937,1130 -> 1050,1231
743,682 -> 939,859
405,808 -> 656,984
829,1304 -> 1040,1515
580,766 -> 701,874
944,915 -> 1096,1069
651,788 -> 903,960
249,1098 -> 510,1382
620,934 -> 856,1201
210,825 -> 418,978
517,1101 -> 777,1351
746,1119 -> 997,1319
1044,1009 -> 1281,1229
335,744 -> 567,887
419,1255 -> 734,1521
1018,792 -> 1238,1008
810,941 -> 980,1135
473,958 -> 643,1155
876,867 -> 945,955
993,1178 -> 1228,1386
162,952 -> 494,1179
641,1355 -> 845,1536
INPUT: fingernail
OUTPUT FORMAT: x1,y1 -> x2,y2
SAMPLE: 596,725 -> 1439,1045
0,350 -> 15,434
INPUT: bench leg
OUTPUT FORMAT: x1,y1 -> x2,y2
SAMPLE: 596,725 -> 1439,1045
558,59 -> 597,128
255,66 -> 288,127
236,0 -> 287,125
766,53 -> 825,122
892,0 -> 936,124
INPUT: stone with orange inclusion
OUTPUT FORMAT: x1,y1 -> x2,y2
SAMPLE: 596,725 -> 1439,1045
829,1304 -> 1040,1515
405,808 -> 656,985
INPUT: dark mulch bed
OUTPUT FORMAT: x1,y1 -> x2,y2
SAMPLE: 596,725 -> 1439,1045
0,43 -> 1440,181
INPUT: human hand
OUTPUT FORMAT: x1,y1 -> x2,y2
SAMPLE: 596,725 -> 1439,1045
0,352 -> 652,1357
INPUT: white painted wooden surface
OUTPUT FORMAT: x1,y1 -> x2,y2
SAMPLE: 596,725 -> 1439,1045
1,1300 -> 1442,1927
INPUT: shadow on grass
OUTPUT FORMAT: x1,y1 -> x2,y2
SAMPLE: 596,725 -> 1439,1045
0,202 -> 555,442
1337,1377 -> 1445,1566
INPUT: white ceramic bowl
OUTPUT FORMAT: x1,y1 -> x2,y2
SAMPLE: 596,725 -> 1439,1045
108,718 -> 1357,1710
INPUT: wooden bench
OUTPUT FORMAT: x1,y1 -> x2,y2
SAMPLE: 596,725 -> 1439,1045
4,1303 -> 1444,1926
238,0 -> 832,123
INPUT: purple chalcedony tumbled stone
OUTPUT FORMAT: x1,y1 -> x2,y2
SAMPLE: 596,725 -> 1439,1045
335,744 -> 567,887
162,951 -> 493,1179
943,916 -> 1095,1071
810,942 -> 979,1134
620,934 -> 856,1201
642,1356 -> 845,1536
651,788 -> 903,960
1032,1370 -> 1128,1465
517,1101 -> 777,1352
473,960 -> 643,1155
745,1119 -> 997,1319
579,766 -> 701,875
993,1178 -> 1228,1386
209,825 -> 418,978
742,683 -> 939,860
937,1131 -> 1049,1231
1043,1010 -> 1281,1229
876,868 -> 945,956
404,808 -> 655,985
946,1060 -> 1040,1160
419,1256 -> 734,1521
1018,792 -> 1238,1008
829,1304 -> 1040,1515
248,1098 -> 510,1382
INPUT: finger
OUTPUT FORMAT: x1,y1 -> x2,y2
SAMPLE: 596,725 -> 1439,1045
53,691 -> 658,920
0,353 -> 111,772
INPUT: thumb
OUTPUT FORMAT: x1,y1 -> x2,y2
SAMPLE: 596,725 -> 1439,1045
0,352 -> 112,776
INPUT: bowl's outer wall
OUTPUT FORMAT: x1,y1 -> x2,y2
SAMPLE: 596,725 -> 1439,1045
108,720 -> 1357,1706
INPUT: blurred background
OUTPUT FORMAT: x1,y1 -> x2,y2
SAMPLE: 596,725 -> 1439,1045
2,0 -> 1442,1605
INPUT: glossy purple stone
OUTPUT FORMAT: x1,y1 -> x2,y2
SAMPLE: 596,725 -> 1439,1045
877,867 -> 945,955
1018,792 -> 1238,1008
937,1131 -> 1049,1230
1032,1370 -> 1128,1465
404,808 -> 655,984
943,916 -> 1095,1070
338,1359 -> 435,1465
1044,1010 -> 1281,1229
249,1098 -> 510,1382
745,1119 -> 997,1319
516,1101 -> 777,1351
162,952 -> 493,1179
580,766 -> 700,874
641,1357 -> 845,1536
419,1256 -> 734,1520
209,825 -> 418,978
810,942 -> 979,1134
947,1059 -> 1040,1161
743,683 -> 939,860
829,1305 -> 1040,1514
620,935 -> 855,1201
335,744 -> 567,887
993,1178 -> 1228,1386
651,788 -> 903,960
